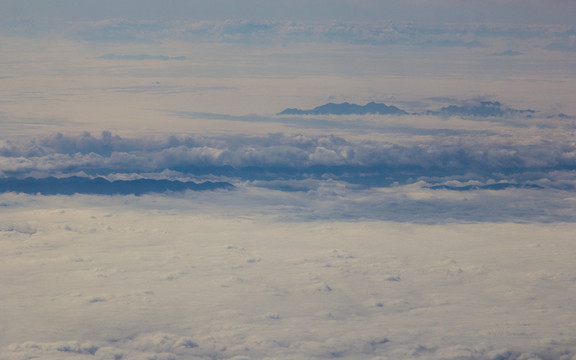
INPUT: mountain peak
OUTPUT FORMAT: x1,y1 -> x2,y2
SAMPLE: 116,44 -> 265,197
278,102 -> 408,115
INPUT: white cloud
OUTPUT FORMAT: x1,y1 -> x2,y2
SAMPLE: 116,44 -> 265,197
3,132 -> 576,190
2,199 -> 576,359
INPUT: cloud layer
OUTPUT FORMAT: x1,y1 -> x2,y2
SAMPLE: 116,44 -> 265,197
60,20 -> 576,49
1,4 -> 575,360
1,128 -> 575,223
2,131 -> 575,185
2,206 -> 576,359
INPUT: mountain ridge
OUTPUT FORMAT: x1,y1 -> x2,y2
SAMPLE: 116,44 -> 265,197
0,176 -> 234,195
278,102 -> 408,115
277,100 -> 555,118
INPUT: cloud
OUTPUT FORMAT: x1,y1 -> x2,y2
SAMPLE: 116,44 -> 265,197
43,19 -> 571,48
545,37 -> 576,51
490,50 -> 522,56
2,131 -> 576,187
4,336 -> 576,360
66,19 -> 169,43
2,129 -> 576,223
1,4 -> 575,360
97,53 -> 187,61
104,20 -> 485,47
0,222 -> 37,234
2,199 -> 576,359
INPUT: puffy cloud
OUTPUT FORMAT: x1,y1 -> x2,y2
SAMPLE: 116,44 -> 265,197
2,131 -> 576,188
1,126 -> 575,223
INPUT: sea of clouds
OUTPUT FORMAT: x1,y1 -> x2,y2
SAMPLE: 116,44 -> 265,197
2,204 -> 576,359
2,10 -> 576,359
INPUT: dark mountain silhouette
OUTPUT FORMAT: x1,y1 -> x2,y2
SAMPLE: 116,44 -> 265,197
277,100 -> 552,119
278,102 -> 408,115
427,101 -> 536,118
428,183 -> 544,191
0,176 -> 234,195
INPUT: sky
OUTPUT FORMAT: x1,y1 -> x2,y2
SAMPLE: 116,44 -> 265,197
1,1 -> 576,359
1,0 -> 576,24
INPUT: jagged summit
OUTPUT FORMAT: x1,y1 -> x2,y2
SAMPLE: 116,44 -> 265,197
0,176 -> 234,196
278,102 -> 408,115
427,101 -> 536,118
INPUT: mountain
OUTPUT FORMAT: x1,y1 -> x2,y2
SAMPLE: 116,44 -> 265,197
278,102 -> 408,115
0,176 -> 234,195
427,101 -> 536,118
428,183 -> 543,191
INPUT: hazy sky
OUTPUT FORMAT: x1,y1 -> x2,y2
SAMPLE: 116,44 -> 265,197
1,0 -> 576,24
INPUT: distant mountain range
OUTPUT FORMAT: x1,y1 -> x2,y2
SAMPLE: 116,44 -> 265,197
428,183 -> 543,191
278,102 -> 408,115
427,101 -> 536,118
277,101 -> 565,118
0,176 -> 234,195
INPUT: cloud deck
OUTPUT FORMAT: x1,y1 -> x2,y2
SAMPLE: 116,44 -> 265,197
1,4 -> 576,359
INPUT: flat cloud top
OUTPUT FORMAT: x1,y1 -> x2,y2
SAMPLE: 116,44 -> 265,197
2,205 -> 576,359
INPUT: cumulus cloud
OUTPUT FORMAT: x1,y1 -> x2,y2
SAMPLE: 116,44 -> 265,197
2,131 -> 576,187
0,222 -> 37,234
4,337 -> 576,359
2,127 -> 575,223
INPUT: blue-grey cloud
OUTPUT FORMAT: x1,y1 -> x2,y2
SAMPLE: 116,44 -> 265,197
97,53 -> 186,61
490,50 -> 523,56
545,38 -> 576,51
41,19 -> 570,48
5,332 -> 576,360
65,20 -> 486,47
66,19 -> 168,43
